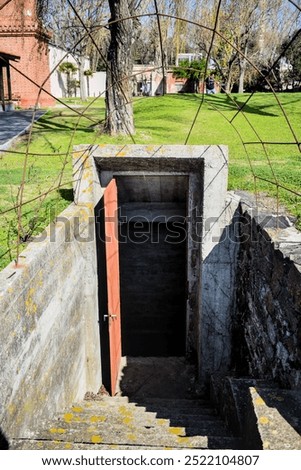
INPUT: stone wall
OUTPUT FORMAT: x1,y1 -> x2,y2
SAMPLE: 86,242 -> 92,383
0,203 -> 101,440
234,195 -> 301,389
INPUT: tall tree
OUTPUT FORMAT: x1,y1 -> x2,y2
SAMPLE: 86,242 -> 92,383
192,0 -> 301,93
105,0 -> 141,135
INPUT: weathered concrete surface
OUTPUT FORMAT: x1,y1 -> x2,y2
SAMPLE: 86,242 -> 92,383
200,193 -> 241,386
234,193 -> 301,389
0,203 -> 101,441
250,387 -> 301,450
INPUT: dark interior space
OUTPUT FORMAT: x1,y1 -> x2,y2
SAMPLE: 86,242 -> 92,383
119,220 -> 187,356
94,198 -> 112,394
116,174 -> 188,357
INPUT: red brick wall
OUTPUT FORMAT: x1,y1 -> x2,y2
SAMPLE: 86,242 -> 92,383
0,0 -> 54,108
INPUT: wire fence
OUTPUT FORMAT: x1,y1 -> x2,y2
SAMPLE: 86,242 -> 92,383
0,0 -> 301,269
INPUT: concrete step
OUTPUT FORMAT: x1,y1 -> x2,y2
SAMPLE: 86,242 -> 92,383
167,414 -> 224,425
10,439 -> 182,450
26,419 -> 186,439
11,437 -> 243,450
10,386 -> 242,450
29,415 -> 170,436
56,404 -> 159,422
138,398 -> 211,408
71,401 -> 145,411
32,426 -> 210,448
143,405 -> 218,417
29,415 -> 229,439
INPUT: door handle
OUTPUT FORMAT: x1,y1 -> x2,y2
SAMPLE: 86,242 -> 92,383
104,314 -> 117,320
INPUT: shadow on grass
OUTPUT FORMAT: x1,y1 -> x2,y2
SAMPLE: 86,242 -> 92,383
169,93 -> 279,117
34,118 -> 95,133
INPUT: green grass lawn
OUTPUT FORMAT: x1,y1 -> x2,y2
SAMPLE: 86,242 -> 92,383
0,92 -> 300,269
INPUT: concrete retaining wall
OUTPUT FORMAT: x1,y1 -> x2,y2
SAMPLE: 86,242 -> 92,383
0,203 -> 101,439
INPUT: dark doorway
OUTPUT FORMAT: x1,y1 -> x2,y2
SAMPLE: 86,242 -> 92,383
116,175 -> 188,357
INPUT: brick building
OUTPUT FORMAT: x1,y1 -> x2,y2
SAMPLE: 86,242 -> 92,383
0,0 -> 54,108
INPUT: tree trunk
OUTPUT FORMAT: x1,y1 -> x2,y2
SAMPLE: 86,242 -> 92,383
225,56 -> 236,94
67,72 -> 71,97
105,0 -> 135,135
238,44 -> 248,94
79,59 -> 87,101
86,76 -> 90,97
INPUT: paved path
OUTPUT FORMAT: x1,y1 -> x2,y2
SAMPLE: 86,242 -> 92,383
0,110 -> 45,149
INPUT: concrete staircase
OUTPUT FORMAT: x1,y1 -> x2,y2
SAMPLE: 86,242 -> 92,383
10,395 -> 242,450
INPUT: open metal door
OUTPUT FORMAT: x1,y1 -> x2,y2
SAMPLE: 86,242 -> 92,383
103,179 -> 122,396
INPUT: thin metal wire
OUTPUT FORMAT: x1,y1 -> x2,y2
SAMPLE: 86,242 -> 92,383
185,0 -> 223,145
153,0 -> 166,95
0,0 -> 301,265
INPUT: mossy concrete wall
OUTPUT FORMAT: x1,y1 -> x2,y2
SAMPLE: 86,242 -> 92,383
0,203 -> 101,440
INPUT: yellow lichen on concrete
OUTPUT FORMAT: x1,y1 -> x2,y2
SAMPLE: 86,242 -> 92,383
83,156 -> 91,169
65,443 -> 73,449
259,416 -> 270,425
7,403 -> 16,415
72,151 -> 84,161
127,433 -> 137,442
255,397 -> 265,406
119,405 -> 132,416
72,406 -> 84,413
158,419 -> 168,426
64,413 -> 74,423
49,428 -> 67,435
176,436 -> 190,444
36,271 -> 44,288
25,287 -> 37,315
90,415 -> 106,423
169,427 -> 185,436
122,417 -> 133,426
91,435 -> 103,444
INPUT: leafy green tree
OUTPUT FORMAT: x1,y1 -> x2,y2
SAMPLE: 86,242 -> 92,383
173,59 -> 206,93
58,61 -> 78,97
84,69 -> 93,97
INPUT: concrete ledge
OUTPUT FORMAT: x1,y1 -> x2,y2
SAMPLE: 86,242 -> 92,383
250,387 -> 301,450
211,376 -> 301,449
